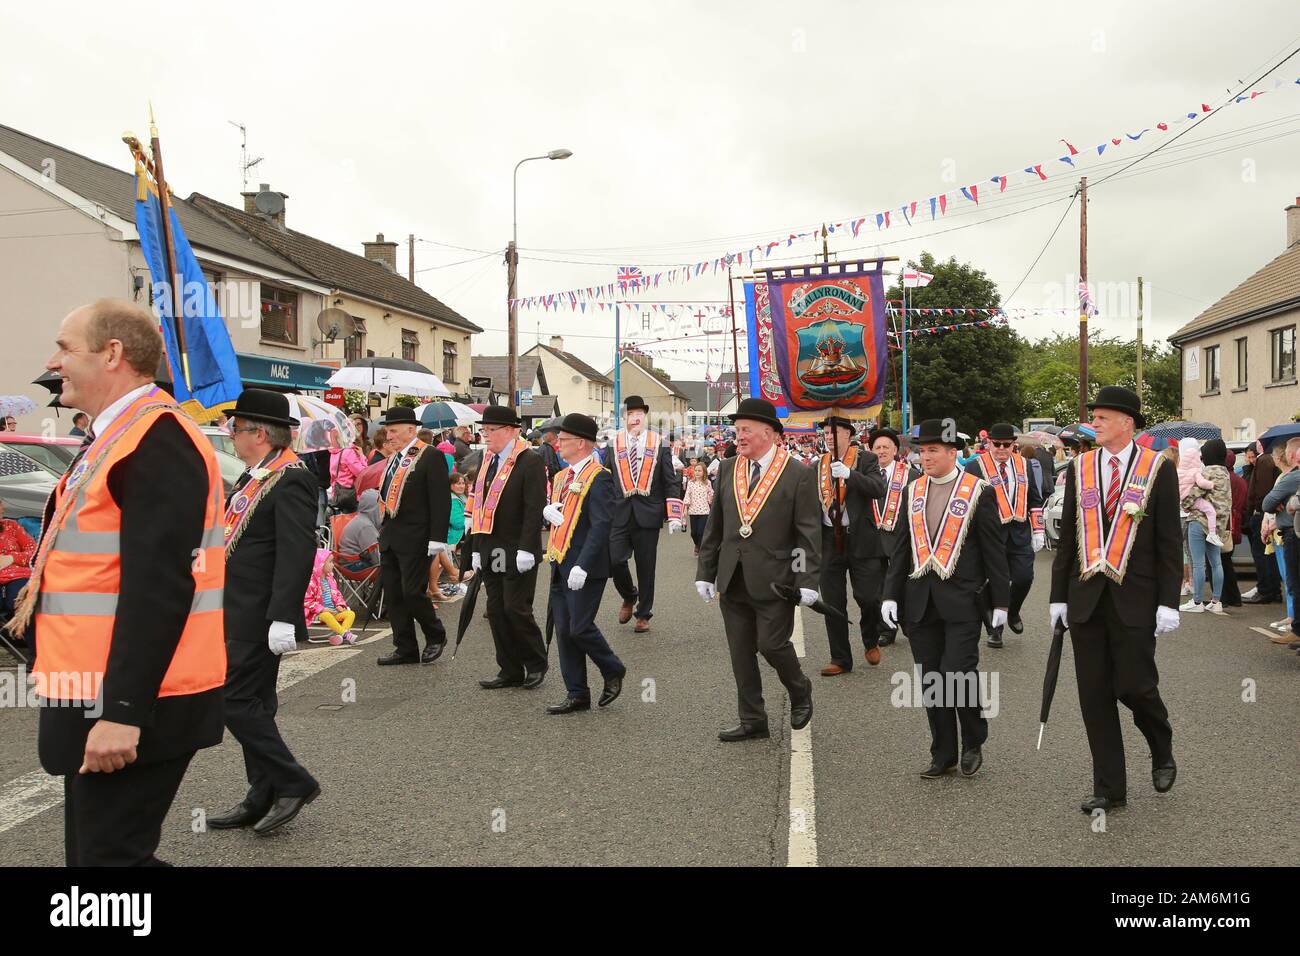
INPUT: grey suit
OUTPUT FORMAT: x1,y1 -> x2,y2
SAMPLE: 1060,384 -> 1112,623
697,453 -> 822,727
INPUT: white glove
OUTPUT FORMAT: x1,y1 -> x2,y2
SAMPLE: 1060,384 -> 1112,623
830,460 -> 851,480
1032,532 -> 1045,552
567,566 -> 587,590
515,550 -> 536,573
799,588 -> 818,607
991,608 -> 1008,630
695,580 -> 716,602
1155,605 -> 1180,636
1050,602 -> 1069,631
543,503 -> 565,527
668,520 -> 682,535
672,455 -> 684,471
707,459 -> 720,476
472,551 -> 482,572
881,600 -> 898,629
427,541 -> 447,557
268,620 -> 297,656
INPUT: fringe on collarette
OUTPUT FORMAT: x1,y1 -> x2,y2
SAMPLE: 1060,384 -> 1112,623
908,475 -> 986,581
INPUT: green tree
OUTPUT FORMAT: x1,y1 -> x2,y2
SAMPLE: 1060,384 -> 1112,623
886,252 -> 1027,436
1019,333 -> 1180,426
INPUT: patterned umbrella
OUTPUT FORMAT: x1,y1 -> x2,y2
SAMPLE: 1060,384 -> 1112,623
414,401 -> 480,429
275,394 -> 358,453
0,395 -> 37,418
1136,421 -> 1220,452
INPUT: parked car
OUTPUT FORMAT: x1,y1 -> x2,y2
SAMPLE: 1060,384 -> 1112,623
0,451 -> 58,519
0,435 -> 81,476
200,425 -> 236,458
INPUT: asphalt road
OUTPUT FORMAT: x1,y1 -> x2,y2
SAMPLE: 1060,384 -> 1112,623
1,534 -> 1296,866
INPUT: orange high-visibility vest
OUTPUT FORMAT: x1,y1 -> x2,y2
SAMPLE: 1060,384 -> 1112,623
32,392 -> 226,701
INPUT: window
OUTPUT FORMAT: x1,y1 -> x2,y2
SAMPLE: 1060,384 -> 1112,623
401,329 -> 419,363
1236,337 -> 1248,388
343,316 -> 366,362
260,284 -> 298,345
1271,326 -> 1296,383
442,340 -> 458,383
1203,345 -> 1220,393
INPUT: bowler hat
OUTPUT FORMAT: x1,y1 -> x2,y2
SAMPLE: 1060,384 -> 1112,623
230,388 -> 299,428
730,397 -> 784,434
480,404 -> 522,427
819,415 -> 857,432
624,395 -> 650,413
380,406 -> 418,426
1087,385 -> 1145,430
914,418 -> 963,448
867,426 -> 901,449
987,422 -> 1019,442
557,412 -> 599,442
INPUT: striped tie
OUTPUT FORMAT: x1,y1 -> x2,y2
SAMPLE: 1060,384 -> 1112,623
1104,455 -> 1121,522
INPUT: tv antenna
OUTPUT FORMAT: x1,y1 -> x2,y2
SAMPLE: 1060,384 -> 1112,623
227,121 -> 264,191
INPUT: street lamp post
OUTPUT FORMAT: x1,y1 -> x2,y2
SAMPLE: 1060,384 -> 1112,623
509,148 -> 572,405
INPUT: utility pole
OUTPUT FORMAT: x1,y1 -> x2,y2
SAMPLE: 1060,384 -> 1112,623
408,234 -> 415,283
507,241 -> 518,403
1136,276 -> 1144,394
1078,176 -> 1088,422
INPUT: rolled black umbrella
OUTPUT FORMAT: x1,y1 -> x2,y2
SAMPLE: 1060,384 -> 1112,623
451,572 -> 484,659
545,594 -> 555,649
1037,619 -> 1069,750
769,582 -> 847,620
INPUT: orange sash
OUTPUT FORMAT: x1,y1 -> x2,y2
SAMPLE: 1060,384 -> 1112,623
382,439 -> 429,518
977,451 -> 1028,524
614,430 -> 660,497
546,456 -> 606,563
1075,446 -> 1162,583
817,445 -> 859,513
873,460 -> 910,531
907,472 -> 984,580
470,439 -> 526,534
224,447 -> 302,553
733,445 -> 791,538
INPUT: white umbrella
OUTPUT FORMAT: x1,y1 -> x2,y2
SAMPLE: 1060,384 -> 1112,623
0,395 -> 38,418
327,358 -> 450,399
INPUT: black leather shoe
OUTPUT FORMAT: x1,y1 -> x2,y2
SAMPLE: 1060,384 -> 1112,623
1288,640 -> 1300,650
986,626 -> 1004,648
377,652 -> 419,666
521,669 -> 547,689
718,723 -> 770,742
207,797 -> 271,829
960,747 -> 983,776
878,632 -> 896,647
1008,615 -> 1024,634
479,675 -> 524,689
790,685 -> 813,730
1242,593 -> 1281,604
920,761 -> 957,779
1080,795 -> 1126,813
1153,761 -> 1177,793
253,787 -> 320,836
420,642 -> 445,664
546,697 -> 591,715
598,670 -> 625,707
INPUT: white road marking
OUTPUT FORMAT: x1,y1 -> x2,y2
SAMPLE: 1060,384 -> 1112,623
787,607 -> 817,867
0,629 -> 392,835
792,604 -> 806,659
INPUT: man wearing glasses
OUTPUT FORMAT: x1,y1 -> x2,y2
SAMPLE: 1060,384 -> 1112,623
963,422 -> 1045,647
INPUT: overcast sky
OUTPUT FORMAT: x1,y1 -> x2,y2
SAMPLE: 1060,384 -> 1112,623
4,0 -> 1300,382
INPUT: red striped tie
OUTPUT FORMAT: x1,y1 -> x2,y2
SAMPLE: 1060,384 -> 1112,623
1104,455 -> 1121,521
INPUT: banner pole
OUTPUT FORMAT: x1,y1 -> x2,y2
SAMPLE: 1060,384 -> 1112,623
901,281 -> 910,433
728,266 -> 742,400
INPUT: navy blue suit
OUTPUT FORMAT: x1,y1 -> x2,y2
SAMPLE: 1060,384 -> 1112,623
964,453 -> 1044,627
550,465 -> 624,701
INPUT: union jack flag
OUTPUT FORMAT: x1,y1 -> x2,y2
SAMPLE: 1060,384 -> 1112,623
617,266 -> 642,291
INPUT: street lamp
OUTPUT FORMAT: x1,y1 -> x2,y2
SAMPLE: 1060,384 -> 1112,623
509,148 -> 572,404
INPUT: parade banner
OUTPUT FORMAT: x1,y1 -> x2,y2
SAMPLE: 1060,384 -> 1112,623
743,280 -> 787,416
751,262 -> 888,423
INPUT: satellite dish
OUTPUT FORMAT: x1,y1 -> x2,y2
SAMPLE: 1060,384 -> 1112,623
571,374 -> 581,385
316,308 -> 356,343
254,190 -> 285,216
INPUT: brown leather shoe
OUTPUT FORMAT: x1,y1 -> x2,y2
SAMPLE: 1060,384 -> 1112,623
865,646 -> 882,666
1271,631 -> 1296,644
820,663 -> 848,676
618,601 -> 635,625
634,618 -> 650,633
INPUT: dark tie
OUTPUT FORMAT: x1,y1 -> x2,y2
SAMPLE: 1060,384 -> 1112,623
380,453 -> 402,500
65,429 -> 94,475
630,439 -> 642,486
1000,462 -> 1011,503
748,459 -> 761,496
483,452 -> 500,488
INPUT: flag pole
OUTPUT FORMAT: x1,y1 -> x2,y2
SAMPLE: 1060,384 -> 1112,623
147,105 -> 192,391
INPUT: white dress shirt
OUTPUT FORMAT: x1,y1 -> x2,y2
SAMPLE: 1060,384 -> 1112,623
745,444 -> 778,482
90,382 -> 155,438
992,456 -> 1017,508
1100,442 -> 1135,498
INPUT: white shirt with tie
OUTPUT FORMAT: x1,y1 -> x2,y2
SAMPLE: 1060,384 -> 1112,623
1099,442 -> 1135,499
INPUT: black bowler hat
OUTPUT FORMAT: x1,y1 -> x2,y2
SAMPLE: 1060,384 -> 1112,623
819,415 -> 857,432
480,404 -> 522,427
624,395 -> 650,413
914,418 -> 963,448
730,397 -> 784,434
380,406 -> 418,426
1087,385 -> 1145,430
987,422 -> 1019,442
230,388 -> 299,428
868,426 -> 901,449
557,412 -> 599,442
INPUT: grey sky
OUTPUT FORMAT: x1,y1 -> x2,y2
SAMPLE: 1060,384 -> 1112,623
4,0 -> 1299,381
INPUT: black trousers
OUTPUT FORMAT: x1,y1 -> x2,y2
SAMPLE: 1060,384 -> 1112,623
1219,547 -> 1241,605
484,568 -> 548,681
64,752 -> 193,866
906,605 -> 987,766
552,572 -> 622,700
689,514 -> 708,549
820,527 -> 883,666
612,523 -> 660,620
1069,588 -> 1173,800
224,638 -> 318,806
718,564 -> 810,726
381,546 -> 446,658
1247,511 -> 1282,598
982,542 -> 1033,635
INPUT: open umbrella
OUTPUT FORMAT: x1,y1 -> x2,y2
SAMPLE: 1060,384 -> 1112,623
1258,422 -> 1300,451
451,573 -> 485,658
1037,619 -> 1069,750
1136,420 -> 1220,452
0,395 -> 37,418
1022,430 -> 1058,447
1056,423 -> 1096,447
414,401 -> 480,429
32,371 -> 62,396
327,357 -> 450,398
285,393 -> 358,453
769,582 -> 847,620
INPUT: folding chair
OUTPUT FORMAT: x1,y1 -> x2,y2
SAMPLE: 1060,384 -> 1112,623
329,513 -> 383,632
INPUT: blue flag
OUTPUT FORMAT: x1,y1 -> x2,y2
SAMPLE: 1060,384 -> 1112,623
134,173 -> 242,411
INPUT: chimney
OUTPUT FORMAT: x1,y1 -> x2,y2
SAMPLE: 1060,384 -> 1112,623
549,335 -> 564,352
363,233 -> 398,272
627,350 -> 653,371
240,183 -> 287,226
1287,196 -> 1300,251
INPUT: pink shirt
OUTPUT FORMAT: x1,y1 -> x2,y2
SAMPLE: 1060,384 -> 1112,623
329,446 -> 368,489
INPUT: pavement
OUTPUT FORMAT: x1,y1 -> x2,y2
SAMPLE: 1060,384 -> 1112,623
1,536 -> 1297,866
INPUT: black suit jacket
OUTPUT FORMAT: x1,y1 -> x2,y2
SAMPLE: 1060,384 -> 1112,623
607,436 -> 684,534
378,443 -> 451,555
696,454 -> 822,602
555,466 -> 615,579
817,447 -> 888,560
224,464 -> 317,645
883,482 -> 1011,624
469,446 -> 547,575
964,454 -> 1045,551
1050,449 -> 1182,627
